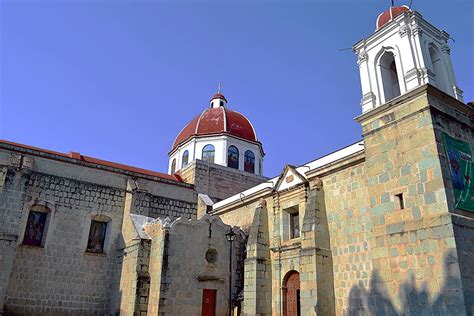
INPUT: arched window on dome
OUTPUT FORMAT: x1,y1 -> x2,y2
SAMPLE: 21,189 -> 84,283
379,51 -> 401,103
227,146 -> 239,169
202,144 -> 215,163
170,158 -> 176,174
181,150 -> 189,168
244,150 -> 255,173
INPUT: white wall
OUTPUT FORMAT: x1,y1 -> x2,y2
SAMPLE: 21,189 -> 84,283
169,135 -> 264,175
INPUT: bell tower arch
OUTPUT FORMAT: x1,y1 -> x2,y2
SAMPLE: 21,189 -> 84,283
353,5 -> 463,113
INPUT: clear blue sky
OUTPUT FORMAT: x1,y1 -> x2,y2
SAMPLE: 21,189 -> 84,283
1,0 -> 472,177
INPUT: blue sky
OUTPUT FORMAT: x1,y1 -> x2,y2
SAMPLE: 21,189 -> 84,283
1,0 -> 472,177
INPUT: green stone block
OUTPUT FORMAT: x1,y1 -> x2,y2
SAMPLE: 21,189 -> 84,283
387,223 -> 405,234
412,207 -> 421,219
418,229 -> 427,240
428,256 -> 435,265
424,192 -> 436,204
445,237 -> 456,248
381,193 -> 390,204
419,157 -> 438,171
433,225 -> 452,238
379,173 -> 390,183
422,240 -> 430,253
400,261 -> 408,268
420,170 -> 428,182
380,140 -> 397,153
418,115 -> 432,128
384,161 -> 394,172
390,248 -> 399,257
399,177 -> 409,186
401,165 -> 412,176
417,183 -> 425,194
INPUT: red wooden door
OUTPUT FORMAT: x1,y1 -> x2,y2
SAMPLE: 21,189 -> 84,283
202,289 -> 217,316
285,271 -> 300,316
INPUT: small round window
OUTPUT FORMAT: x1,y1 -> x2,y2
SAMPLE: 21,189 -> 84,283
205,248 -> 218,263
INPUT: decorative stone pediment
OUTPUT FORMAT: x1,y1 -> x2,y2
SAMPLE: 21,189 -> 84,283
274,165 -> 308,192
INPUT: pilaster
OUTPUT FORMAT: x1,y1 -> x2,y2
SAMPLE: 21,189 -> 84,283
242,199 -> 272,316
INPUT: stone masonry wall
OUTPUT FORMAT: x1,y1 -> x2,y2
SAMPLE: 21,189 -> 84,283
180,160 -> 268,203
315,155 -> 372,315
429,89 -> 474,313
354,85 -> 469,315
0,145 -> 197,315
144,215 -> 242,315
4,171 -> 125,315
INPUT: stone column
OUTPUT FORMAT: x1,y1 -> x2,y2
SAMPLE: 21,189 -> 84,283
242,199 -> 272,316
118,181 -> 151,315
300,178 -> 335,315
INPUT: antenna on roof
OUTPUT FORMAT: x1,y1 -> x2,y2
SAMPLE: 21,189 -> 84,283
409,0 -> 413,9
217,82 -> 222,94
391,0 -> 395,6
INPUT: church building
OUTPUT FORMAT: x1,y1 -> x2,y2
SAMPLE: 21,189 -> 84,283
0,4 -> 472,316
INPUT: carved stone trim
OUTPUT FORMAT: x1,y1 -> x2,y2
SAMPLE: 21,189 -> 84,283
357,51 -> 368,66
399,25 -> 410,37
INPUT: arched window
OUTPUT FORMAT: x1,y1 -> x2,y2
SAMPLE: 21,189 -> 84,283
244,150 -> 255,173
202,144 -> 215,163
379,51 -> 401,103
429,46 -> 448,92
227,146 -> 239,169
181,150 -> 189,168
170,158 -> 176,174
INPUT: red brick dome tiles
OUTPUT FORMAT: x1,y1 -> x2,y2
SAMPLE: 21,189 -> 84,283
172,107 -> 257,150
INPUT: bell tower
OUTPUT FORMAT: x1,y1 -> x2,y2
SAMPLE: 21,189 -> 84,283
353,5 -> 464,113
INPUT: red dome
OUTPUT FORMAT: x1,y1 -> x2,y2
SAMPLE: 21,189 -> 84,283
172,107 -> 258,150
210,93 -> 227,102
376,6 -> 410,30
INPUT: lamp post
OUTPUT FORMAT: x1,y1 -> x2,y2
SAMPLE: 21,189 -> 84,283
225,228 -> 236,316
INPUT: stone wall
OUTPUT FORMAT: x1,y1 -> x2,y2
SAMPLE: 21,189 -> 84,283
429,87 -> 474,314
352,84 -> 472,315
213,84 -> 473,316
180,159 -> 268,203
0,143 -> 197,315
144,215 -> 242,315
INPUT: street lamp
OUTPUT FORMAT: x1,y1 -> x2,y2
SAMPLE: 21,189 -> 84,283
225,228 -> 236,316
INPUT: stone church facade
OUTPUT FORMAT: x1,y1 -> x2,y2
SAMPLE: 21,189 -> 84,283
0,4 -> 473,316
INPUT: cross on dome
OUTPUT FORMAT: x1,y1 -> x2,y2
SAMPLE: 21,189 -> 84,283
210,83 -> 228,108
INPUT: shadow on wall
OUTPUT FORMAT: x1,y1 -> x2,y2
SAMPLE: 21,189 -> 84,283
348,249 -> 466,316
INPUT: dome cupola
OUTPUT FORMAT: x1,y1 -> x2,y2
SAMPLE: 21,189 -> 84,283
168,90 -> 264,176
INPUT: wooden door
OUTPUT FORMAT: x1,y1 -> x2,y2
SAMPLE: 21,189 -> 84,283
202,289 -> 217,316
285,271 -> 300,316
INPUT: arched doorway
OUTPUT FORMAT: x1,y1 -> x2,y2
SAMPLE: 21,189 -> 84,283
283,270 -> 301,316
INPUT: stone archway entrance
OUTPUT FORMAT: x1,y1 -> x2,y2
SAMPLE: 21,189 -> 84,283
283,271 -> 301,316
